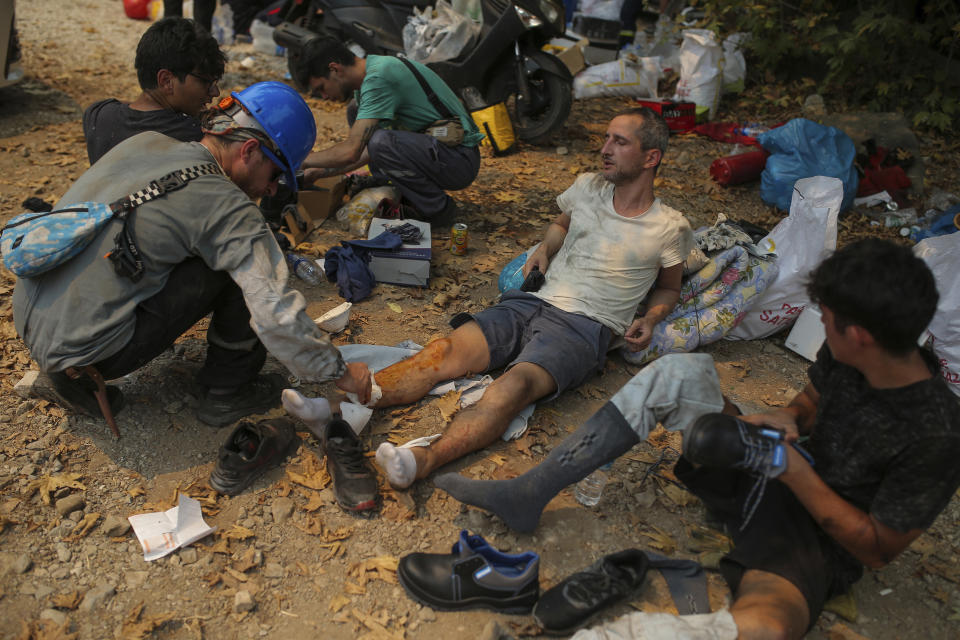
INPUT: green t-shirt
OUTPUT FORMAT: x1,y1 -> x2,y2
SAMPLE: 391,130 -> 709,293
354,55 -> 484,148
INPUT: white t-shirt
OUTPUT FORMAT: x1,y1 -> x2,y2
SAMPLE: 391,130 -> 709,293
535,173 -> 692,335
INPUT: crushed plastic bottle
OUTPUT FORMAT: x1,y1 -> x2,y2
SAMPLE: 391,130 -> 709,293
286,252 -> 323,286
574,462 -> 613,507
210,3 -> 234,45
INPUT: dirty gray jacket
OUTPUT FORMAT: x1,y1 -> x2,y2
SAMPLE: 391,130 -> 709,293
12,132 -> 345,382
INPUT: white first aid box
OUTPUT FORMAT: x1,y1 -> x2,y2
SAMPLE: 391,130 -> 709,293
366,218 -> 431,287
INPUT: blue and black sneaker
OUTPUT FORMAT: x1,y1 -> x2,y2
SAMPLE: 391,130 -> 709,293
397,530 -> 539,613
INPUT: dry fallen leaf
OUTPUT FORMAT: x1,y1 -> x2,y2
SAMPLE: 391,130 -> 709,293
347,556 -> 399,587
434,389 -> 462,422
660,481 -> 696,507
50,591 -> 82,610
387,302 -> 402,313
329,594 -> 351,613
638,525 -> 677,555
63,513 -> 100,541
344,580 -> 366,595
120,602 -> 175,640
28,473 -> 85,505
234,548 -> 259,573
287,467 -> 331,490
221,525 -> 256,541
304,492 -> 325,512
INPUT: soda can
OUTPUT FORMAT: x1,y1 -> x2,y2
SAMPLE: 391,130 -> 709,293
450,223 -> 468,255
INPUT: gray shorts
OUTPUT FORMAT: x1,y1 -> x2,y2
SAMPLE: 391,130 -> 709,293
450,290 -> 613,399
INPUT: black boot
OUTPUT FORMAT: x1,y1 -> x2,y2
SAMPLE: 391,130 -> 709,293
435,402 -> 640,533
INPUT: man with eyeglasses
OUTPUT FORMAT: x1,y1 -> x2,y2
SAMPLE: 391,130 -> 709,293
14,82 -> 371,431
82,17 -> 225,165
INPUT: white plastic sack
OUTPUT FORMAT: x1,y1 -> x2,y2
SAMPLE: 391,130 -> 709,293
573,55 -> 661,100
648,16 -> 681,72
914,234 -> 960,397
403,1 -> 481,63
577,0 -> 623,20
673,29 -> 722,119
727,176 -> 843,340
722,33 -> 747,93
335,185 -> 400,237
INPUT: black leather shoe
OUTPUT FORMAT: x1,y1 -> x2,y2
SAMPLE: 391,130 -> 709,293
195,374 -> 285,427
533,549 -> 649,635
398,530 -> 539,613
42,371 -> 125,418
323,415 -> 379,512
209,418 -> 301,496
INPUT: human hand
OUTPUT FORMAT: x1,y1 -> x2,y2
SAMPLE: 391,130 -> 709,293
779,443 -> 814,484
334,362 -> 372,404
624,316 -> 656,352
739,409 -> 800,442
523,247 -> 550,278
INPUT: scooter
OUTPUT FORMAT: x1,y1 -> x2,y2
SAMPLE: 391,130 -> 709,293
273,0 -> 572,143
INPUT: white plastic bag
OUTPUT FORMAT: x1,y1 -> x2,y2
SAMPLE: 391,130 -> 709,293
727,176 -> 843,340
403,0 -> 481,63
673,29 -> 722,119
914,234 -> 960,397
573,55 -> 661,100
335,185 -> 400,237
722,33 -> 747,94
648,15 -> 681,72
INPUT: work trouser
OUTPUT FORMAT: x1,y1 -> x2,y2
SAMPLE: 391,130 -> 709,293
347,101 -> 481,217
92,258 -> 266,389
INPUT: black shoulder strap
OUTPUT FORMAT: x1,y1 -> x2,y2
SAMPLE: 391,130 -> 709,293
107,162 -> 223,282
398,56 -> 456,121
108,163 -> 223,219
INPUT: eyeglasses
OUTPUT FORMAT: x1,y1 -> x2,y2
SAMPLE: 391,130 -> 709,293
188,71 -> 220,92
260,145 -> 285,183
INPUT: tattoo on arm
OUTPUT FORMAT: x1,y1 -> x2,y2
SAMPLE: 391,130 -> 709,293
359,124 -> 377,150
315,167 -> 340,179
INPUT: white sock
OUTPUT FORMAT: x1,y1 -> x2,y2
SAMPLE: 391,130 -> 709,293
375,442 -> 417,489
282,389 -> 332,432
571,609 -> 738,640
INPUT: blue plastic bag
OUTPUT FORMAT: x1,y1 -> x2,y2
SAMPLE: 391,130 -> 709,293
498,250 -> 529,293
757,119 -> 859,212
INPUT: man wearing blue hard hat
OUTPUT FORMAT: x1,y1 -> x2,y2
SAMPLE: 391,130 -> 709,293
13,81 -> 370,440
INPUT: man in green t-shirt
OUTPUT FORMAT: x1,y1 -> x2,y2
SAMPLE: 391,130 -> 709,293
294,39 -> 482,225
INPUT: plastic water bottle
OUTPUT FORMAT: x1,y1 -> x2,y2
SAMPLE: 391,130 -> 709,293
735,123 -> 770,138
575,463 -> 613,507
286,253 -> 323,286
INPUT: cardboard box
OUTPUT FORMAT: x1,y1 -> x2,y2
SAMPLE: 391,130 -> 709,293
546,37 -> 588,76
636,99 -> 697,133
784,306 -> 826,362
582,44 -> 618,66
366,217 -> 431,287
282,176 -> 346,245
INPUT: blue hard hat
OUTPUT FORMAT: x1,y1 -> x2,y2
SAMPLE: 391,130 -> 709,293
232,81 -> 316,192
